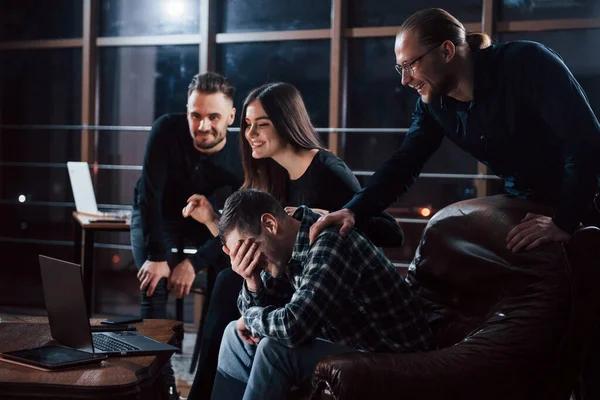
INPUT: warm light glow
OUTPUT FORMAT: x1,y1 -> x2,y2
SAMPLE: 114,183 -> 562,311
112,254 -> 120,264
164,1 -> 185,19
419,207 -> 431,217
18,194 -> 26,203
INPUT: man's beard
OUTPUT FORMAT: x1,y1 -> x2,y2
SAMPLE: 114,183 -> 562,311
423,74 -> 455,103
421,88 -> 442,104
194,130 -> 226,150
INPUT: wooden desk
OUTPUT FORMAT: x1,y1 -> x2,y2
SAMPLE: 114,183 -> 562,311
72,212 -> 131,317
0,317 -> 183,400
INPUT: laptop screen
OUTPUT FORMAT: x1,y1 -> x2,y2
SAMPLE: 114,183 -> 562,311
67,162 -> 100,215
38,255 -> 94,352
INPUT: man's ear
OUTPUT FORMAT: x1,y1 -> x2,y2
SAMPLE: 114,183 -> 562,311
261,213 -> 278,236
441,40 -> 456,62
228,107 -> 236,126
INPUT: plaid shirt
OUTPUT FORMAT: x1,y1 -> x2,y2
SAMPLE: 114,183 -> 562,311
238,207 -> 433,352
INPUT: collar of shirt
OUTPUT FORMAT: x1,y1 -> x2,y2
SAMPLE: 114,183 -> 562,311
287,206 -> 320,273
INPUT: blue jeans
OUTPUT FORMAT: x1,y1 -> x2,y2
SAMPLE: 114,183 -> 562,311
214,321 -> 358,400
189,268 -> 242,400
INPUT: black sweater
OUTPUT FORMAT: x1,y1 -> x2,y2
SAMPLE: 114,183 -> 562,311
133,113 -> 244,271
288,150 -> 403,247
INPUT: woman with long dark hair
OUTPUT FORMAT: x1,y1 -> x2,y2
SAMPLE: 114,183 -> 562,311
185,82 -> 403,399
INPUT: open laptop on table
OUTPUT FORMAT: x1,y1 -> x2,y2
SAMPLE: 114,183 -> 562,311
66,161 -> 131,220
39,255 -> 177,356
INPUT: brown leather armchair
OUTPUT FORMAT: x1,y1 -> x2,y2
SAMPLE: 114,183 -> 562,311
311,195 -> 600,400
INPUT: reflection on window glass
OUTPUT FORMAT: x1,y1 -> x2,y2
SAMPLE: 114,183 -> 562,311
99,0 -> 200,36
0,165 -> 73,204
348,0 -> 482,27
500,0 -> 600,21
0,129 -> 81,164
98,45 -> 198,182
99,45 -> 199,125
0,242 -> 74,307
0,0 -> 82,41
356,173 -> 477,221
499,30 -> 600,115
96,131 -> 148,166
0,49 -> 82,125
344,38 -> 478,175
96,168 -> 143,206
217,40 -> 330,128
219,0 -> 330,32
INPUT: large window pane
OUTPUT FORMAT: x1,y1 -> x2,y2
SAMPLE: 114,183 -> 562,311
0,49 -> 82,125
0,49 -> 82,216
0,129 -> 81,164
0,242 -> 74,311
0,165 -> 73,230
219,0 -> 330,33
346,38 -> 416,128
217,40 -> 330,128
98,45 -> 198,176
97,130 -> 148,166
348,0 -> 482,28
500,0 -> 600,21
499,29 -> 600,116
99,0 -> 200,37
99,46 -> 199,125
96,168 -> 142,206
0,0 -> 82,41
355,175 -> 478,217
0,203 -> 74,244
345,38 -> 478,174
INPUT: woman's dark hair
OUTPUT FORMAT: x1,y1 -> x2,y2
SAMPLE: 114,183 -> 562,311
399,8 -> 491,50
240,82 -> 325,204
187,71 -> 236,100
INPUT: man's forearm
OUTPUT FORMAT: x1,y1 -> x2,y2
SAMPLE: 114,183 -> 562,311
237,281 -> 268,314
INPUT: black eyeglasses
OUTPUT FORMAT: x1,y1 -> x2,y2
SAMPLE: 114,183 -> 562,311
395,43 -> 443,77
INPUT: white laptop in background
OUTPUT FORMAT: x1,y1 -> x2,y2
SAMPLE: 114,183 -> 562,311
66,161 -> 130,219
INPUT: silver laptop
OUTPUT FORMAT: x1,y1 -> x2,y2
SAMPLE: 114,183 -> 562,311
66,161 -> 130,219
39,255 -> 178,356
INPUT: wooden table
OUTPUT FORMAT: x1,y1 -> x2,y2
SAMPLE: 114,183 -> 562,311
72,212 -> 131,317
0,317 -> 183,400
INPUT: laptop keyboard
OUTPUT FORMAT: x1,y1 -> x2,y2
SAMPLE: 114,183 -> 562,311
93,333 -> 140,352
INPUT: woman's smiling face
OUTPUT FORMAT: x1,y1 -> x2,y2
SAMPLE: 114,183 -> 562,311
244,99 -> 288,159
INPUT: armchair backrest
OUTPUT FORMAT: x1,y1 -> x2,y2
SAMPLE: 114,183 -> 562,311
407,194 -> 600,397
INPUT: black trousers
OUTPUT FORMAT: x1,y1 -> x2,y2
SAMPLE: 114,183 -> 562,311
188,267 -> 243,400
130,207 -> 213,390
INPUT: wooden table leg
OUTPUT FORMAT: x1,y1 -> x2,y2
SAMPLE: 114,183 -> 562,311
82,229 -> 96,317
74,221 -> 82,265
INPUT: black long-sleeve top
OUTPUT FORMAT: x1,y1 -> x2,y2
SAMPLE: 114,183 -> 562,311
288,150 -> 403,247
133,113 -> 244,271
346,41 -> 600,234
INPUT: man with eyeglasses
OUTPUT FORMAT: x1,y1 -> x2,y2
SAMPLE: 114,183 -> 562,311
311,7 -> 600,253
